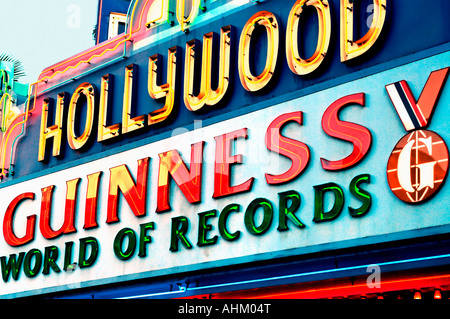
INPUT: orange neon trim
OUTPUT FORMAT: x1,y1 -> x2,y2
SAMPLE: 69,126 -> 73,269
38,0 -> 149,84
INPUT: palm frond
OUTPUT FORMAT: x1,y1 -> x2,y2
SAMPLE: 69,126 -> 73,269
0,53 -> 26,81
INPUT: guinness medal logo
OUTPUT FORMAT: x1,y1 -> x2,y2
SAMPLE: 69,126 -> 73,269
385,67 -> 449,203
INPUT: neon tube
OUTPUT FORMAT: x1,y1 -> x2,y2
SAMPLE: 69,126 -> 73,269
176,0 -> 201,32
286,0 -> 331,75
146,0 -> 169,27
239,11 -> 279,92
115,253 -> 450,299
341,0 -> 387,62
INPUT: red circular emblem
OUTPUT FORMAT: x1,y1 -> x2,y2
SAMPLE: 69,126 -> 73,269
387,130 -> 449,204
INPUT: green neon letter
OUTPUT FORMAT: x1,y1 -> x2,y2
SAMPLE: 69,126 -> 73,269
197,210 -> 218,247
170,216 -> 193,252
349,174 -> 372,217
244,198 -> 273,235
114,228 -> 137,260
278,190 -> 305,231
79,237 -> 99,268
43,245 -> 61,275
138,222 -> 155,257
63,242 -> 74,271
23,249 -> 43,278
313,182 -> 344,223
1,253 -> 25,282
219,203 -> 241,241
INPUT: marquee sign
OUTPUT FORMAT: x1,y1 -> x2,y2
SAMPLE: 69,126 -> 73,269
1,0 -> 449,298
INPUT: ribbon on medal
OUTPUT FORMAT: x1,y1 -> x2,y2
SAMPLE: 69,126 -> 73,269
385,67 -> 449,131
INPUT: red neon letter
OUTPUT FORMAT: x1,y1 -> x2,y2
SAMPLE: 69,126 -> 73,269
265,111 -> 310,184
40,178 -> 80,239
213,128 -> 254,198
3,193 -> 36,247
107,158 -> 149,223
157,142 -> 204,213
84,171 -> 102,229
321,93 -> 372,170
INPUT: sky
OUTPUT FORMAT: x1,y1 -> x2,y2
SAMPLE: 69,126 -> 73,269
0,0 -> 98,84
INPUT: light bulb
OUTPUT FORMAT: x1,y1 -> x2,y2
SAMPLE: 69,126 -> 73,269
434,290 -> 442,299
414,291 -> 422,299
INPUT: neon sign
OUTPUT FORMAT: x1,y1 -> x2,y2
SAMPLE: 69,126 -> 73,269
1,54 -> 449,294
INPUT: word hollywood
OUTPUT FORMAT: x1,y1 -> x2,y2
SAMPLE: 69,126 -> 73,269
35,0 -> 387,162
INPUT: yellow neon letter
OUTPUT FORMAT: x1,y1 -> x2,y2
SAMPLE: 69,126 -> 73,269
67,83 -> 96,150
98,74 -> 120,142
38,93 -> 65,161
184,26 -> 231,111
286,0 -> 331,75
238,11 -> 279,92
122,64 -> 146,135
176,0 -> 201,32
148,46 -> 178,124
340,0 -> 387,62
